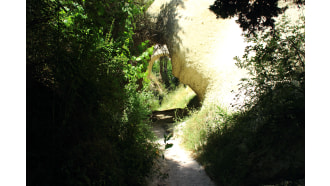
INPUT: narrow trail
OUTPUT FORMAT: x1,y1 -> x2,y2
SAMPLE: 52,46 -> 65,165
148,110 -> 215,186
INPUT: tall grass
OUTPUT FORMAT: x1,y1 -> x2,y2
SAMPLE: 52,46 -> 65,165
179,95 -> 304,185
157,84 -> 196,110
179,104 -> 232,153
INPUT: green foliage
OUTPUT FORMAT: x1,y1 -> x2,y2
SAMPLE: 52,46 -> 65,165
156,84 -> 196,111
196,16 -> 305,185
151,57 -> 177,89
125,41 -> 154,86
164,133 -> 173,149
148,57 -> 185,111
27,0 -> 159,185
234,15 -> 305,111
179,105 -> 229,152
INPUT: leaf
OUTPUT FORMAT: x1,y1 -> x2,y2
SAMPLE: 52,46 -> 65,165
166,133 -> 173,141
147,46 -> 154,55
136,56 -> 142,61
165,143 -> 173,150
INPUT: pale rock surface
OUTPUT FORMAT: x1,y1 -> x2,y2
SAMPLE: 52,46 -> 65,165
147,0 -> 304,109
147,0 -> 248,109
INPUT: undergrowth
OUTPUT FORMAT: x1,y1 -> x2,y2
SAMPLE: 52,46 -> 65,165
158,84 -> 196,110
197,87 -> 304,185
27,1 -> 160,185
180,104 -> 232,153
179,15 -> 305,185
148,83 -> 196,111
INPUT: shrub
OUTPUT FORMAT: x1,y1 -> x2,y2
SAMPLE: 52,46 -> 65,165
27,0 -> 159,185
198,15 -> 305,185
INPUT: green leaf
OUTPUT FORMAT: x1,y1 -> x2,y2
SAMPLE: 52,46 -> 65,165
142,51 -> 149,58
136,56 -> 142,61
131,56 -> 136,61
166,133 -> 173,141
147,46 -> 154,55
165,143 -> 173,150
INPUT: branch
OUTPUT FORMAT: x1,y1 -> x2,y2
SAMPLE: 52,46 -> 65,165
288,38 -> 305,70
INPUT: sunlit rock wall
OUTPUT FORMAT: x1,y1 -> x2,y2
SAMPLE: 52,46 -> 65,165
147,0 -> 304,109
147,0 -> 247,109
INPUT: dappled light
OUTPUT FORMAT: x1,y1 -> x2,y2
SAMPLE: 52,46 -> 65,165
27,0 -> 304,185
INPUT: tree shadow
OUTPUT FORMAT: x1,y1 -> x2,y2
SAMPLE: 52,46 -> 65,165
149,0 -> 184,51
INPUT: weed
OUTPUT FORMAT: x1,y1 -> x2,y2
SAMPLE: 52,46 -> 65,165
158,84 -> 196,110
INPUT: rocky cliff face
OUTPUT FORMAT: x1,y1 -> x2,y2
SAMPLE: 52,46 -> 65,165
147,0 -> 248,109
147,0 -> 303,109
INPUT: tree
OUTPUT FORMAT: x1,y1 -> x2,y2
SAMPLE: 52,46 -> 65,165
210,0 -> 305,35
199,15 -> 305,185
27,0 -> 158,185
234,14 -> 305,111
159,56 -> 171,88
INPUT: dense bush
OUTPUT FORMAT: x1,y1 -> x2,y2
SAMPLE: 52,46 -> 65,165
27,0 -> 159,185
198,15 -> 305,185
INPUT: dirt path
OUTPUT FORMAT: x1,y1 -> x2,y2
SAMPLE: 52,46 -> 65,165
148,111 -> 215,186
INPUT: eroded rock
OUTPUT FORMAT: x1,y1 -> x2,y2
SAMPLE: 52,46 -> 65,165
147,0 -> 303,109
147,0 -> 248,109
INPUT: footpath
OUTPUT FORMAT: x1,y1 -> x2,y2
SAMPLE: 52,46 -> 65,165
148,110 -> 215,186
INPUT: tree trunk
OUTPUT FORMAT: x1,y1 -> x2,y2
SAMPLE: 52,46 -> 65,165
159,57 -> 170,88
